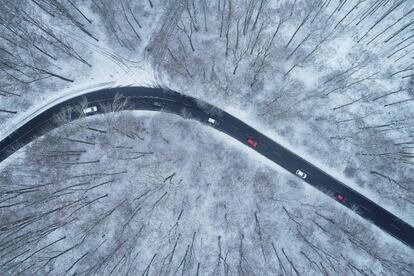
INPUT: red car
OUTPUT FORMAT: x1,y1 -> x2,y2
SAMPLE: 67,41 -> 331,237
247,138 -> 257,148
335,193 -> 346,203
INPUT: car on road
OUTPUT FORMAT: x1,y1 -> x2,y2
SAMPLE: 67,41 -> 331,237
247,137 -> 257,148
208,117 -> 219,125
295,169 -> 307,179
152,101 -> 166,108
83,106 -> 98,114
335,193 -> 346,203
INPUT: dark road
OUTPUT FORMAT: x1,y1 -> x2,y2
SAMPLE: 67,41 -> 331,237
0,86 -> 413,249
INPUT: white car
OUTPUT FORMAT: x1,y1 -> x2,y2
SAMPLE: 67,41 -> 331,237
83,106 -> 98,114
295,169 -> 307,179
208,117 -> 218,125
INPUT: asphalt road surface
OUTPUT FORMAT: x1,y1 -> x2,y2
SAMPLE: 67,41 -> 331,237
0,86 -> 413,249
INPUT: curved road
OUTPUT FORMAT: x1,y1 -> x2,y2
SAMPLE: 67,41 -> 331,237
0,86 -> 413,249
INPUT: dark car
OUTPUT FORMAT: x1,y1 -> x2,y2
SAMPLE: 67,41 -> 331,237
152,101 -> 166,108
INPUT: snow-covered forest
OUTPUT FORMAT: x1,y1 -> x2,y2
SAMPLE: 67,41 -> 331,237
1,112 -> 413,275
0,0 -> 413,275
